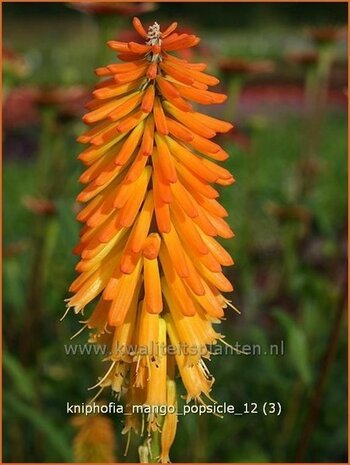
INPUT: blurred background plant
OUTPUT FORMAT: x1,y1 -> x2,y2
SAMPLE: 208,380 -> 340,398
71,402 -> 117,462
3,2 -> 347,463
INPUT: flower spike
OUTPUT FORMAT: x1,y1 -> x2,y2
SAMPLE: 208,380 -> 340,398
67,17 -> 235,462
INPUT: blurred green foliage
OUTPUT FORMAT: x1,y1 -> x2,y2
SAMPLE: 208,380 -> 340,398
3,2 -> 347,463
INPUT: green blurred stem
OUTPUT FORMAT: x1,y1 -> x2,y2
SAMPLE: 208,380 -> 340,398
225,76 -> 243,120
193,416 -> 208,462
20,106 -> 68,458
20,108 -> 56,364
317,45 -> 334,98
21,107 -> 65,364
301,44 -> 334,197
240,129 -> 260,318
304,66 -> 318,114
282,222 -> 299,282
295,297 -> 346,461
275,380 -> 304,460
37,107 -> 57,190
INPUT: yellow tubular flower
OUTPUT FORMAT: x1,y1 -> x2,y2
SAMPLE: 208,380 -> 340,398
160,379 -> 178,463
67,17 -> 235,462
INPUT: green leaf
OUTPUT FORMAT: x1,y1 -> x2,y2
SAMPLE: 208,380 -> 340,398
273,310 -> 312,385
3,260 -> 25,312
4,392 -> 72,462
3,351 -> 36,401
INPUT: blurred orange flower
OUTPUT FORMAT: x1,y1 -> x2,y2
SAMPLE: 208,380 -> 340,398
306,26 -> 347,45
3,46 -> 29,78
4,85 -> 90,130
70,2 -> 156,16
219,57 -> 275,76
285,50 -> 319,68
22,196 -> 56,216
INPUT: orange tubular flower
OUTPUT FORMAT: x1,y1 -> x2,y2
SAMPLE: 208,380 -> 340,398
67,18 -> 235,462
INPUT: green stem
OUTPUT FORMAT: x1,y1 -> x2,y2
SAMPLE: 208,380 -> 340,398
299,45 -> 334,199
274,380 -> 303,460
36,107 -> 57,192
149,428 -> 161,462
20,107 -> 57,365
317,45 -> 333,95
138,427 -> 162,463
225,76 -> 243,120
20,107 -> 68,365
304,66 -> 318,116
295,298 -> 345,461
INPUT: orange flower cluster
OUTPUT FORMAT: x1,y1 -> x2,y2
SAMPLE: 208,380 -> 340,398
67,18 -> 235,462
